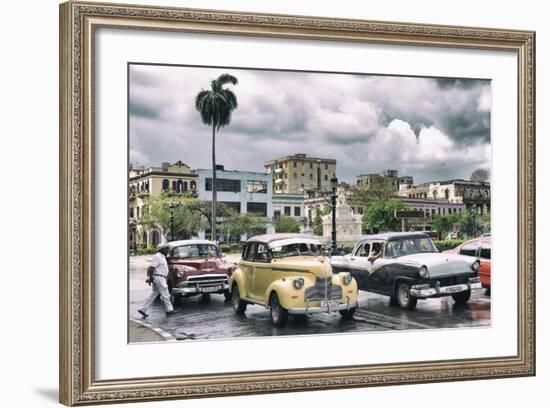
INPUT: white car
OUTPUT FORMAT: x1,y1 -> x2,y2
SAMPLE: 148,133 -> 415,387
331,232 -> 483,310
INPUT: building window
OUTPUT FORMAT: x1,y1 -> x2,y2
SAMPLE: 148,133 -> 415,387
310,174 -> 313,180
190,180 -> 196,190
293,173 -> 297,179
309,163 -> 313,169
247,202 -> 267,216
293,161 -> 297,168
294,207 -> 301,217
162,179 -> 169,191
246,180 -> 267,193
205,178 -> 241,193
182,181 -> 188,191
177,180 -> 183,193
324,174 -> 328,181
129,207 -> 134,218
274,209 -> 281,219
172,180 -> 177,191
324,163 -> 328,170
284,206 -> 291,216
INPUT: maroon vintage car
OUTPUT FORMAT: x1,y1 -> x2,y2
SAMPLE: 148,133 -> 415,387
159,240 -> 236,305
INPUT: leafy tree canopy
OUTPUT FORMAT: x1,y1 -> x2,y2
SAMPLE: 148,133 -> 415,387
362,199 -> 406,233
470,168 -> 490,182
274,216 -> 301,233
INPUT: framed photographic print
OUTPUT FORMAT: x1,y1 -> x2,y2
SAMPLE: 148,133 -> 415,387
59,1 -> 536,405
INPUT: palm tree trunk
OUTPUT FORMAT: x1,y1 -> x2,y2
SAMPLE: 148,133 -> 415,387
211,124 -> 217,242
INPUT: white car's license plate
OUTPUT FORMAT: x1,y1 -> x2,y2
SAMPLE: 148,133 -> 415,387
321,299 -> 340,308
200,286 -> 221,293
446,285 -> 464,294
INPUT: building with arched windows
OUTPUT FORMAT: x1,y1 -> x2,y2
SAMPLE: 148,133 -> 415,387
129,161 -> 198,249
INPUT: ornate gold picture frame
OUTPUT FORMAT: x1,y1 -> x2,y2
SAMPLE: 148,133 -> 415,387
59,1 -> 535,405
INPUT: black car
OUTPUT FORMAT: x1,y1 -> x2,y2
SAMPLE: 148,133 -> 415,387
330,232 -> 482,309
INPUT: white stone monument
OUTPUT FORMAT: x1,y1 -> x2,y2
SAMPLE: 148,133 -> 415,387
322,187 -> 363,244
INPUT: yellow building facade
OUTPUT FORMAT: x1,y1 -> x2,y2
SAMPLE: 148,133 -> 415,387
264,154 -> 336,194
129,161 -> 198,249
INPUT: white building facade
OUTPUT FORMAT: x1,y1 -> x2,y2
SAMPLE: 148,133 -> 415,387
197,168 -> 274,240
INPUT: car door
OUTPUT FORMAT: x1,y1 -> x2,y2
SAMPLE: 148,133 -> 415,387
240,243 -> 257,298
346,241 -> 371,289
364,241 -> 388,292
250,243 -> 272,302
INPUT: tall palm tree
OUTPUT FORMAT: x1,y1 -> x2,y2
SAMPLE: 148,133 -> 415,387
195,73 -> 238,241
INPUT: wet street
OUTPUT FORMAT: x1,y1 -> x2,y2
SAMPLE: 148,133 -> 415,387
129,255 -> 491,343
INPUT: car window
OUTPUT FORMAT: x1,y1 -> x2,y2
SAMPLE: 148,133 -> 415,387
459,241 -> 480,257
171,244 -> 219,259
370,242 -> 383,257
480,242 -> 491,259
385,240 -> 401,258
244,243 -> 257,261
355,243 -> 370,257
384,237 -> 437,258
271,243 -> 322,258
255,243 -> 270,262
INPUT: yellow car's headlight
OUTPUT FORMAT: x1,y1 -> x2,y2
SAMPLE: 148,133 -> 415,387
341,272 -> 352,285
293,277 -> 305,289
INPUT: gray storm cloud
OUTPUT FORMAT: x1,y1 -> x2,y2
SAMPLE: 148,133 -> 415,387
129,64 -> 491,184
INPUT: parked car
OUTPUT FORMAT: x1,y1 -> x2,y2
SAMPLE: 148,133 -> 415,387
158,240 -> 236,305
443,236 -> 491,292
331,232 -> 482,310
230,234 -> 358,326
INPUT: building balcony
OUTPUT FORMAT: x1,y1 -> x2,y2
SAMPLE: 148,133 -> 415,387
274,167 -> 283,173
275,178 -> 284,184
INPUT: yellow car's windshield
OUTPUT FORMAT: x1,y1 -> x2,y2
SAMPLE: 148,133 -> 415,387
271,243 -> 323,258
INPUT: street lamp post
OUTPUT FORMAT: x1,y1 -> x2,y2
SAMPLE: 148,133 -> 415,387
330,176 -> 338,256
168,202 -> 180,241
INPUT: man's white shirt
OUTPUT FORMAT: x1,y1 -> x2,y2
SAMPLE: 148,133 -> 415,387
150,252 -> 169,277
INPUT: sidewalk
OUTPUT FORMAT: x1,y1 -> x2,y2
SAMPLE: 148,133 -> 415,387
129,319 -> 167,343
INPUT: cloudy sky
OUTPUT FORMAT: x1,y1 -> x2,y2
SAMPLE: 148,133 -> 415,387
129,64 -> 491,184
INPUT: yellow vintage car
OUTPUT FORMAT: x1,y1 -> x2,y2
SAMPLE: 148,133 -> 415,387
230,234 -> 358,326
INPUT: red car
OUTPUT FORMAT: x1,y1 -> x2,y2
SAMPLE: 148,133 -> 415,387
444,236 -> 491,292
157,240 -> 236,305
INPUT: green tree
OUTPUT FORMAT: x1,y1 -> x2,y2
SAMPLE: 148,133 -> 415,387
431,212 -> 461,237
226,213 -> 266,240
362,199 -> 406,233
274,216 -> 301,233
470,169 -> 490,182
352,176 -> 395,207
139,193 -> 204,240
195,73 -> 239,241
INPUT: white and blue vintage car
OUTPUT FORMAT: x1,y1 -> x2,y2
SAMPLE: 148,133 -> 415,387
330,232 -> 483,310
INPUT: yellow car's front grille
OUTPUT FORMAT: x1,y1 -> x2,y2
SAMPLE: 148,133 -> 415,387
304,277 -> 342,301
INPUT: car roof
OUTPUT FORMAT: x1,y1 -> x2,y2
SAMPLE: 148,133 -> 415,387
357,232 -> 430,243
246,233 -> 319,245
161,239 -> 217,249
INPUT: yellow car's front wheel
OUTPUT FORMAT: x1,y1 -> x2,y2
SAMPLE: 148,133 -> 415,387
231,284 -> 247,314
269,293 -> 288,327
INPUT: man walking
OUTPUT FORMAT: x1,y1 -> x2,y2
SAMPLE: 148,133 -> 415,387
138,246 -> 175,317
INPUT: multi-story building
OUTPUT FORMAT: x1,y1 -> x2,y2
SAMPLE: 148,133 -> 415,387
129,161 -> 198,249
272,193 -> 306,222
197,166 -> 274,240
356,169 -> 413,191
264,153 -> 336,194
399,179 -> 490,213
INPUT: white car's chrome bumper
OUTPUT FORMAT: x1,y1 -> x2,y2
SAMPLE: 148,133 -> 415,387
410,277 -> 482,298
